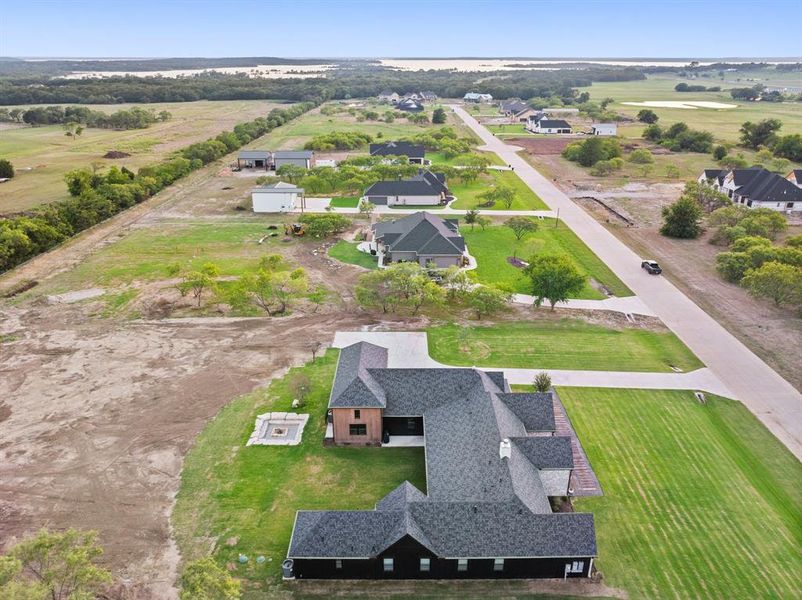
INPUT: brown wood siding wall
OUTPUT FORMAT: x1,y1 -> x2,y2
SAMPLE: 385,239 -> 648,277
332,408 -> 382,445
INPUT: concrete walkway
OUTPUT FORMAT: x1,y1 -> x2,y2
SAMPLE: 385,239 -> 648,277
511,294 -> 657,317
451,105 -> 802,460
332,331 -> 733,397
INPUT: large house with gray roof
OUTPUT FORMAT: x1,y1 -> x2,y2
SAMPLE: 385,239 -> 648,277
363,169 -> 449,207
699,167 -> 802,213
370,212 -> 467,268
284,341 -> 596,580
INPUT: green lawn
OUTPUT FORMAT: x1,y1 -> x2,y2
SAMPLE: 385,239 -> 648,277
561,387 -> 802,600
486,124 -> 529,135
328,240 -> 378,269
463,223 -> 631,298
428,150 -> 505,166
173,350 -> 427,592
450,170 -> 548,211
29,222 -> 291,296
327,196 -> 360,208
427,320 -> 702,372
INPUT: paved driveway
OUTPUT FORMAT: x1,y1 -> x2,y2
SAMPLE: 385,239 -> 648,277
450,105 -> 802,460
332,331 -> 732,396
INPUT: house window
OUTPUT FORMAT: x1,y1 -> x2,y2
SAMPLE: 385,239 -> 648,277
407,418 -> 417,431
383,557 -> 394,572
335,559 -> 342,569
354,409 -> 361,419
494,558 -> 504,572
349,424 -> 367,436
787,203 -> 795,209
571,560 -> 585,573
420,557 -> 430,572
457,558 -> 468,572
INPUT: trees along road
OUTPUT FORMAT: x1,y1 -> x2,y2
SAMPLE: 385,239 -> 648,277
451,105 -> 802,461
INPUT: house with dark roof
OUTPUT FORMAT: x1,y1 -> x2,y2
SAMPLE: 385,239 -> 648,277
700,167 -> 802,213
499,99 -> 537,122
370,141 -> 428,165
284,341 -> 597,580
237,150 -> 271,171
526,114 -> 572,134
786,169 -> 802,189
363,169 -> 449,207
396,98 -> 424,112
370,212 -> 467,268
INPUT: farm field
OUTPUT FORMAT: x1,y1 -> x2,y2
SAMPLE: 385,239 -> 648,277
427,320 -> 702,372
328,240 -> 378,269
0,99 -> 289,213
450,170 -> 548,210
463,222 -> 631,298
562,387 -> 802,600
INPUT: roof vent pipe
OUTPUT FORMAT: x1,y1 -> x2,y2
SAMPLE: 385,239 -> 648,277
499,438 -> 511,460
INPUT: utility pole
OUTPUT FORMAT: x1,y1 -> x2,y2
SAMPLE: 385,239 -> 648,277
555,207 -> 560,228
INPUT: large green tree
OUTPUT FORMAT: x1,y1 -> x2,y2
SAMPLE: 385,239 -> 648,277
524,253 -> 586,309
741,261 -> 802,307
660,195 -> 703,239
739,119 -> 782,149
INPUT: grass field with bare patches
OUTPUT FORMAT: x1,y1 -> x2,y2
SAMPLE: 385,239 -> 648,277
0,99 -> 289,213
561,388 -> 802,600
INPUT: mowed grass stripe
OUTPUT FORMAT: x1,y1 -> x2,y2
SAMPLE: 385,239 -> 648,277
427,321 -> 702,372
560,388 -> 802,600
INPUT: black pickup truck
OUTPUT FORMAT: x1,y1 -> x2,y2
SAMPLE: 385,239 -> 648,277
641,260 -> 662,275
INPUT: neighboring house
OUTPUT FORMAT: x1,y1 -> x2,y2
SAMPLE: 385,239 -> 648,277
499,99 -> 536,122
251,181 -> 303,213
379,90 -> 400,104
370,141 -> 428,165
369,211 -> 467,268
590,124 -> 617,136
786,169 -> 802,188
285,341 -> 597,580
363,169 -> 449,207
237,150 -> 271,170
526,114 -> 572,134
700,167 -> 802,213
274,150 -> 314,170
396,98 -> 424,112
420,90 -> 438,102
464,92 -> 493,103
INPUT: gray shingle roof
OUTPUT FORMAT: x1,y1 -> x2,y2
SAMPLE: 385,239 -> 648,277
733,167 -> 802,204
497,393 -> 556,431
364,170 -> 447,198
292,342 -> 596,562
512,436 -> 575,469
370,141 -> 426,159
538,119 -> 571,129
371,212 -> 464,259
328,342 -> 387,408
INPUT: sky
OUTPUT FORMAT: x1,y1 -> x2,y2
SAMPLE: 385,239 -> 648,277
2,0 -> 801,59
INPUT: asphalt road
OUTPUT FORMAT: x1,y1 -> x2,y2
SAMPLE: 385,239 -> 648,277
451,105 -> 802,461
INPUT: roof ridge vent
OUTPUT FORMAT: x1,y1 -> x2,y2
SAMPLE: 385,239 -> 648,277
499,438 -> 512,460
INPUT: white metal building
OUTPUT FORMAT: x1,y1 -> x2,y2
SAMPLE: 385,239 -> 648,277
252,182 -> 304,213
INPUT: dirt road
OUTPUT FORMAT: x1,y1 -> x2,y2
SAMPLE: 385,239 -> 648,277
451,105 -> 802,461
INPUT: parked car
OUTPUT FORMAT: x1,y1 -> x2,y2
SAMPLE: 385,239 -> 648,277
641,260 -> 662,275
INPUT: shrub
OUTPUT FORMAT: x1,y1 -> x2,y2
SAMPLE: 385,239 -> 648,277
628,148 -> 654,164
0,159 -> 14,179
298,213 -> 351,237
713,145 -> 728,160
636,109 -> 658,124
661,195 -> 703,239
304,131 -> 373,151
562,137 -> 621,167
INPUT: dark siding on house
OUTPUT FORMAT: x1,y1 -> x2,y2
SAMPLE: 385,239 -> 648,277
291,553 -> 593,580
383,416 -> 424,436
